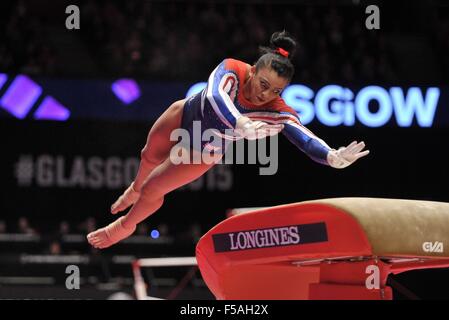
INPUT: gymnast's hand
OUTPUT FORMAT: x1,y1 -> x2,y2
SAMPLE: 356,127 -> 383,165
87,216 -> 136,249
235,116 -> 284,140
327,141 -> 370,169
110,182 -> 140,214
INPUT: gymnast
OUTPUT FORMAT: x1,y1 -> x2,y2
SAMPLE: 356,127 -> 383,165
87,31 -> 369,249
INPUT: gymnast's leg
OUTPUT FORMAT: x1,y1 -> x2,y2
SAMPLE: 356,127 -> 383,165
87,148 -> 222,248
110,99 -> 186,214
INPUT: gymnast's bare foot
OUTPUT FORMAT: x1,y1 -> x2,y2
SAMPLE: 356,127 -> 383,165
111,182 -> 140,214
87,217 -> 136,249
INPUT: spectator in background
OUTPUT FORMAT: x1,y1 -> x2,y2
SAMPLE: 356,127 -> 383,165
17,217 -> 37,234
0,220 -> 6,233
178,223 -> 202,243
157,223 -> 170,237
78,217 -> 97,234
189,223 -> 202,243
59,220 -> 71,235
136,222 -> 149,236
47,240 -> 62,255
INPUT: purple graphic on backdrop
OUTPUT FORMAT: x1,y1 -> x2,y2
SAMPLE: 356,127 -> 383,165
34,96 -> 70,121
0,73 -> 7,90
111,79 -> 141,104
0,75 -> 42,119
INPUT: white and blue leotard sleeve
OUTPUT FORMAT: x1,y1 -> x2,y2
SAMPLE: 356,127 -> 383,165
280,112 -> 332,165
205,60 -> 243,128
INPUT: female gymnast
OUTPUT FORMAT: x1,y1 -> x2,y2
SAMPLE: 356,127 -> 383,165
87,31 -> 369,249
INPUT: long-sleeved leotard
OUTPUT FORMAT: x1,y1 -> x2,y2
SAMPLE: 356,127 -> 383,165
180,58 -> 331,165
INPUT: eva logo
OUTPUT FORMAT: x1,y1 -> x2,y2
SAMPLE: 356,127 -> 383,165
422,241 -> 444,253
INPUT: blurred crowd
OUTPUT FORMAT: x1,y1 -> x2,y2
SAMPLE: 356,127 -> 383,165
79,0 -> 397,83
0,0 -> 448,83
0,216 -> 202,255
0,0 -> 57,75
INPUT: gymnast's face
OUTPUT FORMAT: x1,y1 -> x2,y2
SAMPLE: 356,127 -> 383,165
246,65 -> 289,106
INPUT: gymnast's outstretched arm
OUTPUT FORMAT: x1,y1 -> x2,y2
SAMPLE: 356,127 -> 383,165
281,116 -> 369,168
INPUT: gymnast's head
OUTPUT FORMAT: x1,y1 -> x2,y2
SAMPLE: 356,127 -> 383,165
245,30 -> 297,106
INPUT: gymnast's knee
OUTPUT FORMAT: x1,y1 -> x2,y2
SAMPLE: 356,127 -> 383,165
140,147 -> 164,167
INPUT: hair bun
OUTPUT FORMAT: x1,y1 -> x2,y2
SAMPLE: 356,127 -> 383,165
270,30 -> 297,58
